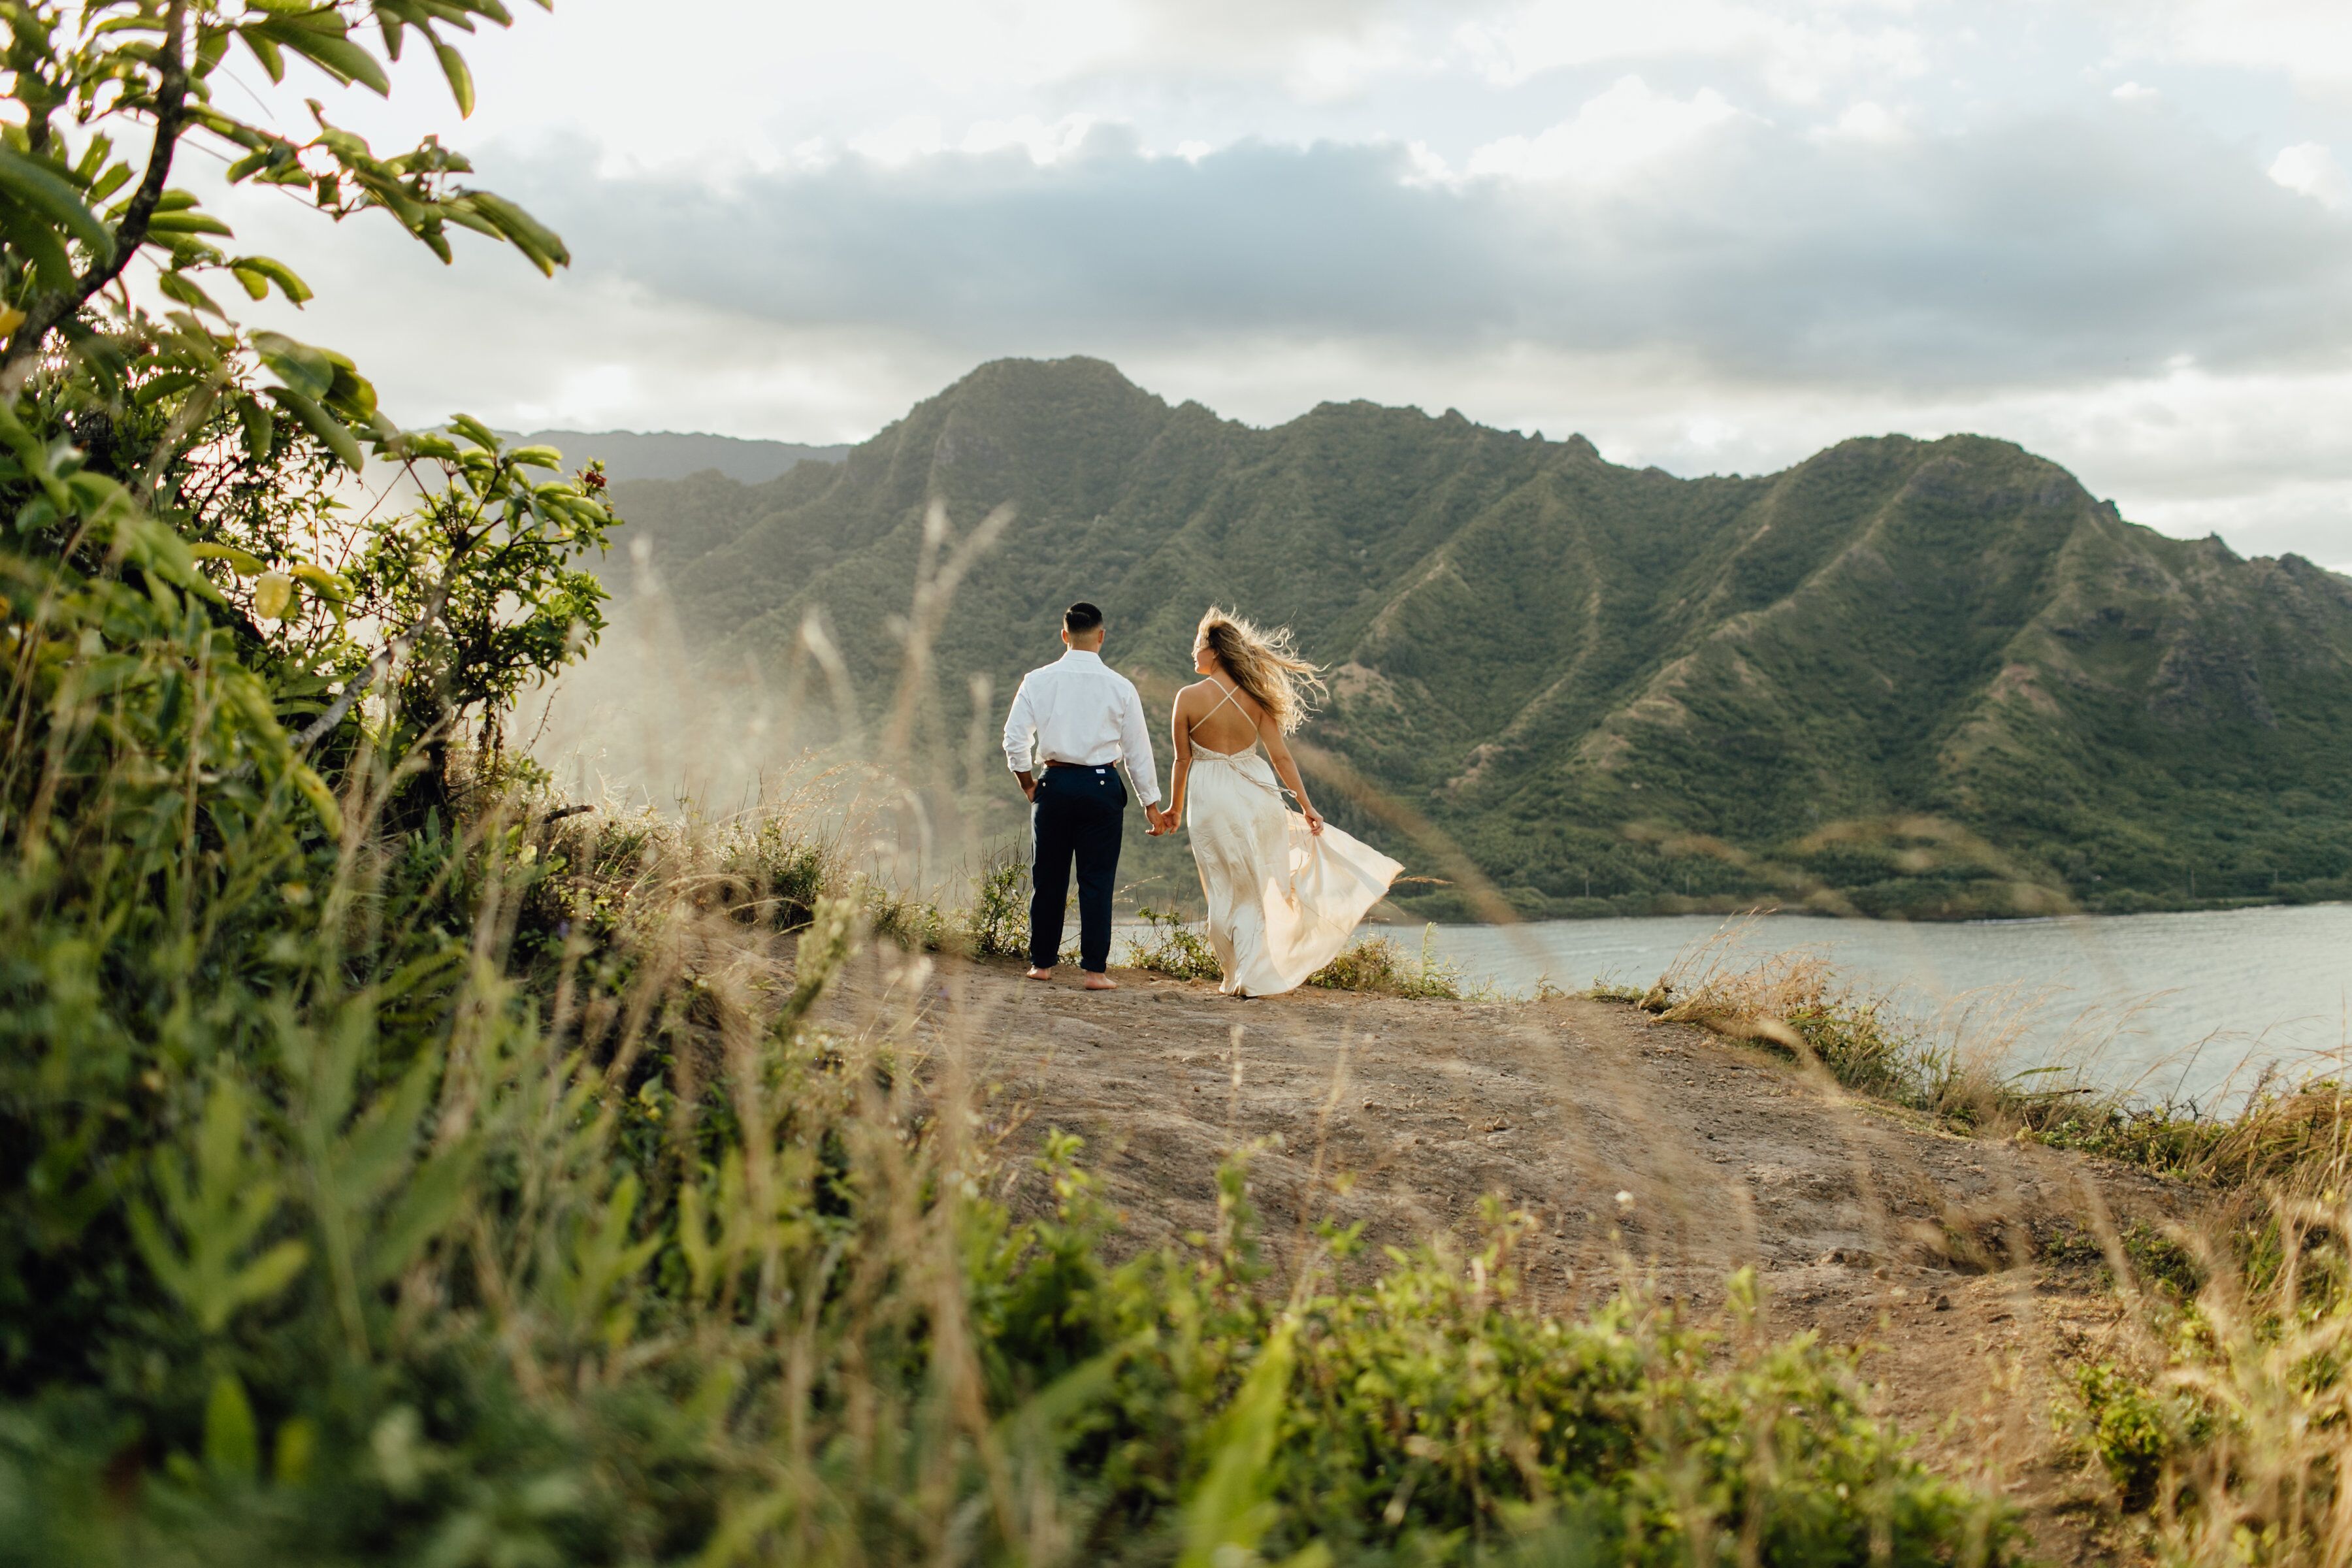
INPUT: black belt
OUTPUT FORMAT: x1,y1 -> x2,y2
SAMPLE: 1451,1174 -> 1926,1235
1041,759 -> 1110,771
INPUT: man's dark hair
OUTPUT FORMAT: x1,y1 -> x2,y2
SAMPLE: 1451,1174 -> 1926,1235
1064,602 -> 1105,634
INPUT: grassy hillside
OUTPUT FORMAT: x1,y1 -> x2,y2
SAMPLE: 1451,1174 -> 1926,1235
596,357 -> 2352,920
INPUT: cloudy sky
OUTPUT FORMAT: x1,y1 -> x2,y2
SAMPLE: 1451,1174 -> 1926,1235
224,0 -> 2352,566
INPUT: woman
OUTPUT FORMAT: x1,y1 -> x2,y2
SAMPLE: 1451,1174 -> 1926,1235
1164,608 -> 1402,997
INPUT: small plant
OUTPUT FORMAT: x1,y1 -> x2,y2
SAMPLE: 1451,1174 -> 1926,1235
1306,926 -> 1469,999
1124,905 -> 1222,981
2068,1361 -> 2189,1513
963,848 -> 1031,959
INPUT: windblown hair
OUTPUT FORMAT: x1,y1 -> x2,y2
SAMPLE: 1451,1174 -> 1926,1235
1196,607 -> 1326,734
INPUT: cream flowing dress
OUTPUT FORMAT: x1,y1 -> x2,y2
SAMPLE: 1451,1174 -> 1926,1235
1184,684 -> 1403,997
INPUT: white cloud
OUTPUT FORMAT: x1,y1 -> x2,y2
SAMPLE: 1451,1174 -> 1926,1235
2111,80 -> 2159,101
2271,142 -> 2350,209
2126,0 -> 2352,86
962,114 -> 1103,164
1463,77 -> 1742,184
503,103 -> 2351,397
1813,100 -> 1906,143
1286,20 -> 1424,101
849,116 -> 949,167
1454,0 -> 1925,103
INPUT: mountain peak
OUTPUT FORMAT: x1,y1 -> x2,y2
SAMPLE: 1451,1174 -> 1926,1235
938,355 -> 1155,406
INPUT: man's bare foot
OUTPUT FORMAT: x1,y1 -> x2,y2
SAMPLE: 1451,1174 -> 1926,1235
1024,966 -> 1055,982
1083,973 -> 1119,991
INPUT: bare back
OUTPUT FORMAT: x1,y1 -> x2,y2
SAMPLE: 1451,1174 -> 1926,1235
1179,677 -> 1267,755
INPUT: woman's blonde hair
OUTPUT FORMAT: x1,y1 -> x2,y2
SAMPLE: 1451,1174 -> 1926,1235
1196,607 -> 1326,734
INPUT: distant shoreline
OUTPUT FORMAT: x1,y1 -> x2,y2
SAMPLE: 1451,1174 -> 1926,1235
1378,890 -> 2348,926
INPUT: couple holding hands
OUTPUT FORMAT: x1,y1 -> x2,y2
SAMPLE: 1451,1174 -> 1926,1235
1002,602 -> 1401,998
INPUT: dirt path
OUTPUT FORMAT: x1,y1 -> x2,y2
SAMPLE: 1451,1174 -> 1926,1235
823,954 -> 2187,1562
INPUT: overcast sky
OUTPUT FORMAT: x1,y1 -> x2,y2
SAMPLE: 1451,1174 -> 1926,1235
223,0 -> 2352,566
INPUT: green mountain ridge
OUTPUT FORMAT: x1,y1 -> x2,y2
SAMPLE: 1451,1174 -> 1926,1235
592,355 -> 2352,921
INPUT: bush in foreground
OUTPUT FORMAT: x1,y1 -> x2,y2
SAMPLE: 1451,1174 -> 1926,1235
0,849 -> 2019,1565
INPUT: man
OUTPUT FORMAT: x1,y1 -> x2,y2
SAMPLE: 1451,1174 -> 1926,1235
1002,602 -> 1169,990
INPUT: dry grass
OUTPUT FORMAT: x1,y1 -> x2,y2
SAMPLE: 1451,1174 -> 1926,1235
1622,923 -> 2352,1563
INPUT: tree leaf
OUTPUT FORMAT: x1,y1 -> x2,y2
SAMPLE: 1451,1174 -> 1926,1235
146,210 -> 237,238
458,191 -> 568,274
237,396 -> 275,463
251,330 -> 337,401
237,27 -> 287,82
289,563 -> 349,602
155,269 -> 225,318
266,386 -> 363,473
192,542 -> 268,576
448,414 -> 500,451
230,254 -> 313,304
433,38 -> 475,118
0,204 -> 76,293
268,28 -> 393,95
253,569 -> 295,619
0,144 -> 114,262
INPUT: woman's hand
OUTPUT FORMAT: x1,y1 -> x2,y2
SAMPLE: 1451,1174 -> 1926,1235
1301,805 -> 1325,836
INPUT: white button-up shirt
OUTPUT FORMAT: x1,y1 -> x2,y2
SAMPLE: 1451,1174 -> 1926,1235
1002,648 -> 1162,806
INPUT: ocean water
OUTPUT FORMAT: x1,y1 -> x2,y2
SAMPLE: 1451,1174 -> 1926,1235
1414,904 -> 2352,1105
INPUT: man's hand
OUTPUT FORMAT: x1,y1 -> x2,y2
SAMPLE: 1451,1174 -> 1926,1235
1016,769 -> 1038,802
1146,804 -> 1176,836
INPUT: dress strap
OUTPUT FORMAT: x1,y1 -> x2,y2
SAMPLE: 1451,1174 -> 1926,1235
1191,679 -> 1249,740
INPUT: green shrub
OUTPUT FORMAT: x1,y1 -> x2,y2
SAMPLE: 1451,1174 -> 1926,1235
1125,905 -> 1223,981
2067,1362 -> 2199,1514
1305,927 -> 1471,1000
962,849 -> 1030,959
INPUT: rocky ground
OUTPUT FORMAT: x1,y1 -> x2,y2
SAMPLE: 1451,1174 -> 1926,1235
819,953 -> 2191,1563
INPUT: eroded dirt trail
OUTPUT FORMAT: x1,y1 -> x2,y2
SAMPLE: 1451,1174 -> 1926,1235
821,955 -> 2184,1563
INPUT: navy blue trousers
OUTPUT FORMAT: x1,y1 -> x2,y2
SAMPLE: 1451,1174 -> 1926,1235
1029,764 -> 1126,972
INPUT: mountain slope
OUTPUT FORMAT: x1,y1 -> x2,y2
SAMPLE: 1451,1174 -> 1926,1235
596,357 -> 2352,919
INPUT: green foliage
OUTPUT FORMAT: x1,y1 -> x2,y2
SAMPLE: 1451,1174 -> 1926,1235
963,845 -> 1031,959
123,1079 -> 308,1336
2068,1362 -> 2190,1512
2043,1200 -> 2352,1563
0,0 -> 614,806
1304,926 -> 1469,999
1126,904 -> 1222,981
1064,1180 -> 2021,1565
605,358 -> 2352,921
